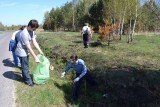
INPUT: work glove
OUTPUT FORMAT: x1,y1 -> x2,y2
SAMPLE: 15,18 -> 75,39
74,77 -> 80,83
61,72 -> 66,78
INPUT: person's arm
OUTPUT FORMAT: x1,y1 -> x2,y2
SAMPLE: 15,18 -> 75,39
61,64 -> 72,78
25,44 -> 40,63
74,62 -> 87,83
81,27 -> 85,35
20,31 -> 40,63
32,38 -> 44,55
88,27 -> 92,38
74,65 -> 87,82
78,64 -> 87,79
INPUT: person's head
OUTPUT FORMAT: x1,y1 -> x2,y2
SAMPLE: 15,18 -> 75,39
27,19 -> 39,31
84,23 -> 89,26
70,55 -> 78,64
19,25 -> 26,30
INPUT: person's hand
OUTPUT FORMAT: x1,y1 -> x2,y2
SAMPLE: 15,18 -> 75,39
35,56 -> 40,63
74,77 -> 80,83
61,72 -> 66,78
40,52 -> 44,56
90,34 -> 92,38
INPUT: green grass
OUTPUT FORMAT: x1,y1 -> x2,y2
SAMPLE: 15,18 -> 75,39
15,32 -> 160,107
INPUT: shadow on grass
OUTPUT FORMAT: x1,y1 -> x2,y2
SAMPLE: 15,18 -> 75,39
54,80 -> 106,107
53,82 -> 74,106
93,66 -> 160,107
89,41 -> 102,47
72,40 -> 82,44
72,40 -> 103,47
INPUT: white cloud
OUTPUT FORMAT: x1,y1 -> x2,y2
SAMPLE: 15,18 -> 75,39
0,2 -> 17,7
42,7 -> 52,13
28,4 -> 40,8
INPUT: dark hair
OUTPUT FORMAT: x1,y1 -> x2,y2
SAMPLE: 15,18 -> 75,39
28,19 -> 39,28
19,25 -> 26,30
70,55 -> 78,61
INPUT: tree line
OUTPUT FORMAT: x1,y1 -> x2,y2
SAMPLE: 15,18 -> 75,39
0,0 -> 159,33
43,0 -> 160,34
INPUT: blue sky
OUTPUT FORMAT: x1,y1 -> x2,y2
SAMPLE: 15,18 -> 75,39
0,0 -> 72,26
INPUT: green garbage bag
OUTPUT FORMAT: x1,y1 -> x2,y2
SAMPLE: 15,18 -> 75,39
33,54 -> 50,84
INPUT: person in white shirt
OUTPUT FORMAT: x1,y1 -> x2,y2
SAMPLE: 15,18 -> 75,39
9,26 -> 26,66
81,23 -> 92,48
15,19 -> 44,86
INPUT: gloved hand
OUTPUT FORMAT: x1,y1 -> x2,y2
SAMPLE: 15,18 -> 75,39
74,77 -> 80,83
61,72 -> 66,78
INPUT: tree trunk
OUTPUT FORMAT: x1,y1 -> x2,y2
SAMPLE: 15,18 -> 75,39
128,16 -> 132,43
108,33 -> 111,46
131,0 -> 138,42
117,13 -> 121,37
131,19 -> 137,42
120,5 -> 126,40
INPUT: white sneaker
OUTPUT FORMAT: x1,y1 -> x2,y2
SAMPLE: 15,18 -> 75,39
103,93 -> 109,97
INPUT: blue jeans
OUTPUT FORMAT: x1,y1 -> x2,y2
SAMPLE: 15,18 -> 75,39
72,71 -> 97,101
19,56 -> 33,85
12,51 -> 20,66
9,40 -> 20,66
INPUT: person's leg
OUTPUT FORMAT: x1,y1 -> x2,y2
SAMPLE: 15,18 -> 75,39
72,80 -> 81,101
83,34 -> 88,48
72,73 -> 82,101
86,35 -> 89,47
85,71 -> 98,86
17,57 -> 21,66
19,56 -> 33,85
12,51 -> 19,66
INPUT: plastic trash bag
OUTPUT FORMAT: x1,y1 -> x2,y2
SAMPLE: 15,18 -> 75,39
33,54 -> 50,84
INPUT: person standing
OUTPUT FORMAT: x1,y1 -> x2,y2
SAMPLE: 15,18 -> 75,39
9,26 -> 26,66
61,55 -> 97,101
15,19 -> 44,86
81,23 -> 92,48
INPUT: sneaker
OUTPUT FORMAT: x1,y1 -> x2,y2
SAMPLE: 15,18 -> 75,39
28,83 -> 34,87
15,63 -> 21,67
103,93 -> 109,97
29,84 -> 34,87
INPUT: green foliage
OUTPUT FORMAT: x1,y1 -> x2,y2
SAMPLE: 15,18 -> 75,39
139,0 -> 160,31
41,0 -> 160,34
0,22 -> 5,31
75,1 -> 87,28
89,0 -> 105,32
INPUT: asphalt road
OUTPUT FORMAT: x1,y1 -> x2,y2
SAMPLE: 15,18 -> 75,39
0,32 -> 16,107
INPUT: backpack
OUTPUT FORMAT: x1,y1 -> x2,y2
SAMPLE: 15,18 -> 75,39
84,28 -> 90,35
13,36 -> 18,51
9,36 -> 18,52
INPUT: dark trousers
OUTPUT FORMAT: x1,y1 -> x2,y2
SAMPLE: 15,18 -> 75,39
19,56 -> 33,85
72,71 -> 97,100
83,34 -> 89,48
